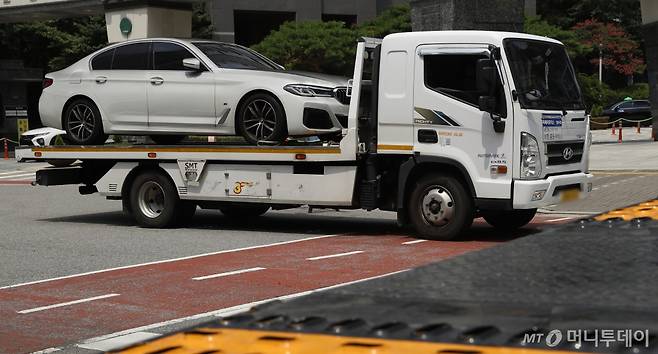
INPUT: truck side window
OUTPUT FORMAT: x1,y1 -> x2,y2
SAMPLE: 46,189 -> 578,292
424,54 -> 506,117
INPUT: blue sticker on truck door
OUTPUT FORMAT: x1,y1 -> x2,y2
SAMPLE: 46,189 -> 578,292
542,114 -> 563,141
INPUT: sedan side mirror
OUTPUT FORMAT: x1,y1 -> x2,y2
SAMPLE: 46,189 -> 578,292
183,58 -> 202,71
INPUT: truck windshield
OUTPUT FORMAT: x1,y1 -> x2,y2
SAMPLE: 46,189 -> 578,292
504,39 -> 584,111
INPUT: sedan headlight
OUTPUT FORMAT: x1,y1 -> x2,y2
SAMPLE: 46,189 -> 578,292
284,84 -> 334,97
520,132 -> 541,179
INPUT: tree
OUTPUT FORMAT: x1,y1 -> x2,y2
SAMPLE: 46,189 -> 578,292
537,0 -> 642,37
524,16 -> 588,58
252,21 -> 358,75
358,4 -> 411,38
572,18 -> 644,80
252,4 -> 412,76
192,2 -> 213,39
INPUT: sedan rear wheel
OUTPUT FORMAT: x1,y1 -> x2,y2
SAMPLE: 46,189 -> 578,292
63,98 -> 107,145
237,94 -> 286,145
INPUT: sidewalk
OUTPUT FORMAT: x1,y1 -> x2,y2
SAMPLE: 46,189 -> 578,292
591,127 -> 654,144
589,140 -> 658,170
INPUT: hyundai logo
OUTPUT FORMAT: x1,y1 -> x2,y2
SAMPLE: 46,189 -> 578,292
562,147 -> 574,161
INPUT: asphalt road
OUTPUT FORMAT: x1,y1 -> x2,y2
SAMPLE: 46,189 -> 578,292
0,159 -> 655,353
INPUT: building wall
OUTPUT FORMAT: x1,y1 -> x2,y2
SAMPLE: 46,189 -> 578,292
210,0 -> 407,44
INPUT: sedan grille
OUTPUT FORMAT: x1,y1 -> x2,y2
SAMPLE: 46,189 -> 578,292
333,87 -> 350,105
545,141 -> 584,165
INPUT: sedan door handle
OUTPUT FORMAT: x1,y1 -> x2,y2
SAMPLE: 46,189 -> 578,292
150,77 -> 164,85
95,76 -> 107,84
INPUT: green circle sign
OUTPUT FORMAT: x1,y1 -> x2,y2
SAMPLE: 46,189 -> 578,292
119,17 -> 132,35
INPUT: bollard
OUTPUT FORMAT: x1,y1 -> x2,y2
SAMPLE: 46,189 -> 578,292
618,122 -> 623,143
611,121 -> 616,135
637,121 -> 641,134
3,139 -> 8,160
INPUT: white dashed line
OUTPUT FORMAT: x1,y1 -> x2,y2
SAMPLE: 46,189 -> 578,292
192,267 -> 266,281
17,293 -> 120,314
402,239 -> 428,245
306,250 -> 364,261
546,217 -> 574,223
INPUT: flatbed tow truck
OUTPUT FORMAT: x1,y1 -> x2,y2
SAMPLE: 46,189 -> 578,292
17,31 -> 594,240
14,32 -> 658,353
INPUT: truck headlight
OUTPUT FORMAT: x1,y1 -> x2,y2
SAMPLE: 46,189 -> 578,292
284,84 -> 334,97
520,132 -> 541,179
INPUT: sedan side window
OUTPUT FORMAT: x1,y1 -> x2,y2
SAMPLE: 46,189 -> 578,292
153,42 -> 196,70
113,43 -> 150,70
91,49 -> 114,70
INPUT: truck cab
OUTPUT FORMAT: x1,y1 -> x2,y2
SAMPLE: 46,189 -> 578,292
359,31 -> 592,236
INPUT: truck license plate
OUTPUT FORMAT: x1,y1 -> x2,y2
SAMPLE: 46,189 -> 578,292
560,188 -> 580,202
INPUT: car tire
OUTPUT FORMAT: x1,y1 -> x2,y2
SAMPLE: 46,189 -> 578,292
237,93 -> 287,145
130,170 -> 182,228
150,135 -> 186,145
63,98 -> 107,145
407,173 -> 474,240
482,209 -> 537,231
219,203 -> 270,218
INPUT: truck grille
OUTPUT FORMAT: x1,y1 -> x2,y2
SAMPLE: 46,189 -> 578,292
545,141 -> 584,165
333,87 -> 350,105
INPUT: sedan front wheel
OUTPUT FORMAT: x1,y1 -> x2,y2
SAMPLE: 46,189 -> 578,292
63,98 -> 107,145
237,93 -> 287,145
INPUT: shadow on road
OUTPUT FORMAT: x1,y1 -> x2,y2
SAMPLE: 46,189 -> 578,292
38,210 -> 542,242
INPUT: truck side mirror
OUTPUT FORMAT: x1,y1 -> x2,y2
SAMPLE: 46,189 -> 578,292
478,96 -> 496,112
476,58 -> 495,94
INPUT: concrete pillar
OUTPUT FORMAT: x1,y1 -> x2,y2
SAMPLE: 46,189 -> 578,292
410,0 -> 524,32
641,0 -> 658,141
104,4 -> 192,42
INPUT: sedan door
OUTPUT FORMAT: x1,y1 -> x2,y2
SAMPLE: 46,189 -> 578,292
90,42 -> 150,131
147,42 -> 216,130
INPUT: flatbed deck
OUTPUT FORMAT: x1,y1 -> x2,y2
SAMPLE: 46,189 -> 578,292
116,200 -> 658,353
16,143 -> 350,163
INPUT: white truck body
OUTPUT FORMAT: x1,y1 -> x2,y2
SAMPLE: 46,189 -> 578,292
17,31 -> 593,239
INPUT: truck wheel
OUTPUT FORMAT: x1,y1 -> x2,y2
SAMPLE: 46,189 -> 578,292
130,171 -> 181,228
482,209 -> 537,230
219,203 -> 270,218
408,174 -> 474,240
237,93 -> 287,145
63,98 -> 107,145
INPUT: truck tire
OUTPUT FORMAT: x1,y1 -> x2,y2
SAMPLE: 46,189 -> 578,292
130,170 -> 182,228
482,209 -> 537,230
219,203 -> 270,218
407,173 -> 474,240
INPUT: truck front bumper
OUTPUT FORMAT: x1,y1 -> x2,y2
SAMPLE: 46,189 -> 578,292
513,172 -> 593,209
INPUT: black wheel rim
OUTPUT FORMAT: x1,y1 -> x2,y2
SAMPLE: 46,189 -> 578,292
67,103 -> 95,142
243,99 -> 277,141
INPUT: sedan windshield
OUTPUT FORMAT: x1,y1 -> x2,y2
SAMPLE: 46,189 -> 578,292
193,42 -> 282,71
504,39 -> 584,111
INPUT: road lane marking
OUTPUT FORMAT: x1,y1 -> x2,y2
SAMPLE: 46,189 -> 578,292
306,250 -> 364,261
0,234 -> 342,290
546,217 -> 574,223
192,267 -> 266,281
17,293 -> 120,314
73,269 -> 410,350
402,239 -> 428,245
0,173 -> 34,179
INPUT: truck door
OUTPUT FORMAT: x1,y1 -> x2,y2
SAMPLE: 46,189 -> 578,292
413,45 -> 513,199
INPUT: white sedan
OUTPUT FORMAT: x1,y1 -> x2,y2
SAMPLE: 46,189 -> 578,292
39,38 -> 350,145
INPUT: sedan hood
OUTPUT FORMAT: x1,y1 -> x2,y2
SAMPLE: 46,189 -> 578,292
286,71 -> 350,86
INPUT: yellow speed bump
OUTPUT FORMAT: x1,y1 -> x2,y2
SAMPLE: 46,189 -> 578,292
594,199 -> 658,221
114,328 -> 586,354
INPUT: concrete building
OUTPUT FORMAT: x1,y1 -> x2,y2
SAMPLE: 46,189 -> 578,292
210,0 -> 408,46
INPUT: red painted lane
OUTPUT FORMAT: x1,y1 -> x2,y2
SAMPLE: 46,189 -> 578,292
0,180 -> 32,185
0,216 -> 570,353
